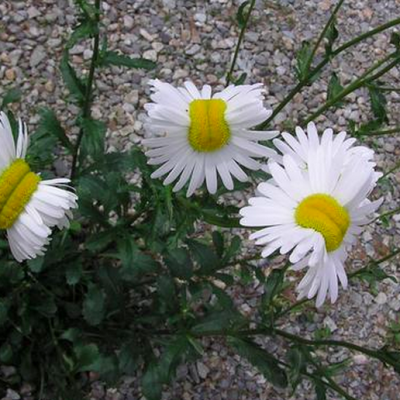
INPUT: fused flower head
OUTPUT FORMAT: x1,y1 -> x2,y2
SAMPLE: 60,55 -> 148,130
142,80 -> 279,197
0,112 -> 78,263
240,122 -> 382,307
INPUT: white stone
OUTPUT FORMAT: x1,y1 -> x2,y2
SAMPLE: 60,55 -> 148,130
375,292 -> 387,305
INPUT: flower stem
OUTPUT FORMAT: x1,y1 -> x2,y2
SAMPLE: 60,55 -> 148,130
258,16 -> 400,128
70,0 -> 101,180
303,53 -> 400,124
358,126 -> 400,137
304,0 -> 346,73
225,0 -> 257,87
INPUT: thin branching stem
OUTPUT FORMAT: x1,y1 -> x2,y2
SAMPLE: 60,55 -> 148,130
303,53 -> 400,124
258,16 -> 400,128
371,206 -> 400,224
380,160 -> 400,180
225,0 -> 257,86
304,0 -> 345,73
71,0 -> 101,180
358,126 -> 400,137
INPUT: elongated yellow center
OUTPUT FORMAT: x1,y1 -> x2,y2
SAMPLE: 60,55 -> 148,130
0,159 -> 41,229
295,194 -> 350,252
188,99 -> 230,152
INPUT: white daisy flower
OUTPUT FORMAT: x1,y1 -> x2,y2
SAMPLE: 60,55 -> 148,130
142,79 -> 278,197
240,122 -> 383,307
0,112 -> 78,263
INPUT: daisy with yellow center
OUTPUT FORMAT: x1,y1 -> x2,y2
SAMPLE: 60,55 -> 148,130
240,122 -> 382,307
0,112 -> 78,263
143,80 -> 279,196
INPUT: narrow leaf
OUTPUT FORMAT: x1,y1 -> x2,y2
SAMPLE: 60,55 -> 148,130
101,51 -> 156,70
237,1 -> 250,28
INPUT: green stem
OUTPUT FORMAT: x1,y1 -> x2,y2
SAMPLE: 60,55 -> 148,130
303,53 -> 400,124
380,160 -> 400,180
348,248 -> 400,279
225,0 -> 257,86
358,126 -> 400,137
70,0 -> 101,180
371,206 -> 400,224
304,0 -> 345,73
258,16 -> 400,128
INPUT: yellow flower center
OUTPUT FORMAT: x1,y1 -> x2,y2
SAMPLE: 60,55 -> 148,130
295,194 -> 350,252
188,99 -> 231,152
0,159 -> 41,229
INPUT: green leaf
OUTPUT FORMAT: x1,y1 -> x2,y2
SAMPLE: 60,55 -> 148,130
390,32 -> 400,52
187,239 -> 220,275
164,248 -> 193,280
368,85 -> 389,124
1,88 -> 22,108
142,362 -> 162,400
315,381 -> 327,400
191,310 -> 244,334
234,72 -> 247,86
0,343 -> 13,363
117,235 -> 158,282
83,284 -> 105,326
75,343 -> 100,372
237,1 -> 250,28
229,337 -> 288,388
67,20 -> 98,49
327,73 -> 344,106
27,257 -> 45,273
212,231 -> 224,258
101,51 -> 157,70
119,343 -> 140,374
33,108 -> 74,153
286,347 -> 306,390
74,0 -> 98,20
0,300 -> 8,326
324,19 -> 339,55
60,51 -> 86,103
80,118 -> 106,160
264,268 -> 285,304
295,41 -> 313,82
223,235 -> 241,262
66,262 -> 83,285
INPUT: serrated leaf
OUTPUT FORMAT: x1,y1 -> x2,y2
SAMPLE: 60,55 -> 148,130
60,52 -> 86,103
237,1 -> 250,28
187,239 -> 220,275
223,235 -> 241,262
142,362 -> 163,400
119,343 -> 140,374
33,108 -> 74,153
75,343 -> 100,372
67,20 -> 98,49
264,268 -> 285,304
83,284 -> 105,326
0,343 -> 13,363
1,88 -> 22,108
27,257 -> 45,273
0,301 -> 8,326
101,51 -> 156,70
164,248 -> 193,280
212,231 -> 224,258
391,32 -> 400,52
229,337 -> 288,388
286,347 -> 306,390
66,262 -> 83,285
368,85 -> 389,124
295,41 -> 313,82
327,73 -> 344,106
80,118 -> 106,160
117,235 -> 158,281
324,19 -> 339,55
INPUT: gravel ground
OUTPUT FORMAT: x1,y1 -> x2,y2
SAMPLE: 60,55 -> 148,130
1,0 -> 400,399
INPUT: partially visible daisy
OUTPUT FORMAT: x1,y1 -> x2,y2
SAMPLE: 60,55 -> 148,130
0,112 -> 78,262
142,80 -> 278,197
240,122 -> 382,307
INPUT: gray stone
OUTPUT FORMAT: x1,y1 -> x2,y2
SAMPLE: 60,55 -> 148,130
30,45 -> 46,68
